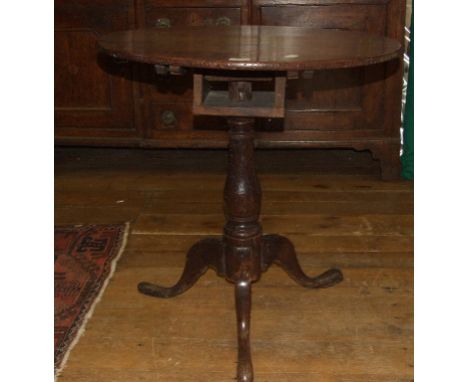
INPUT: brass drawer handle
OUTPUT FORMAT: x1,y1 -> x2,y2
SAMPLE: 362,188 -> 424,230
161,110 -> 177,126
155,18 -> 171,28
216,16 -> 231,26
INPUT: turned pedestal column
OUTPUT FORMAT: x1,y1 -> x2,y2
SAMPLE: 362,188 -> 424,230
138,114 -> 343,382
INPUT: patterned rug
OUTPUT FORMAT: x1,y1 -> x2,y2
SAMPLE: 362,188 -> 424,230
54,223 -> 129,375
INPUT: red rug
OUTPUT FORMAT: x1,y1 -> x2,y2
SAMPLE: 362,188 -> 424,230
54,223 -> 129,374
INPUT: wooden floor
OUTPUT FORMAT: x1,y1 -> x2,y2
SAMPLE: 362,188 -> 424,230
55,147 -> 413,382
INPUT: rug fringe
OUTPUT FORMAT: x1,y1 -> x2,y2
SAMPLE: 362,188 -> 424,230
55,222 -> 130,379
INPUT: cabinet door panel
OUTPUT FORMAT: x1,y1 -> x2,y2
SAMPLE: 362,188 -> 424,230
254,1 -> 390,132
55,30 -> 112,110
55,0 -> 138,138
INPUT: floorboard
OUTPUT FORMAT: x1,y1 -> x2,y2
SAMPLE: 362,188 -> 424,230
55,148 -> 413,382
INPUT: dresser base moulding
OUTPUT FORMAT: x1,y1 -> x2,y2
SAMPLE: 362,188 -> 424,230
55,136 -> 401,180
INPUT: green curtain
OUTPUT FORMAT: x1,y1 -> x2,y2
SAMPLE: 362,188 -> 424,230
401,1 -> 414,180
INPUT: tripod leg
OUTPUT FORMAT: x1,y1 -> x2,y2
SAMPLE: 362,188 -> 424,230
138,238 -> 224,298
262,234 -> 343,289
235,280 -> 253,382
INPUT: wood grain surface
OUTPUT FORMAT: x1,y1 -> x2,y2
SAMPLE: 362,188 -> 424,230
55,147 -> 413,382
98,26 -> 402,71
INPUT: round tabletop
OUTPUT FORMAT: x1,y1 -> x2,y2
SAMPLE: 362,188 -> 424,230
98,26 -> 401,71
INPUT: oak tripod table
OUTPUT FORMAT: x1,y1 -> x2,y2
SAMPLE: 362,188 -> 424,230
99,26 -> 401,382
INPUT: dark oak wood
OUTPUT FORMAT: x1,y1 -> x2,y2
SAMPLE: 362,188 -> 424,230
99,26 -> 401,71
235,280 -> 253,382
137,238 -> 225,297
55,0 -> 407,180
137,117 -> 343,382
54,0 -> 140,138
97,25 -> 402,381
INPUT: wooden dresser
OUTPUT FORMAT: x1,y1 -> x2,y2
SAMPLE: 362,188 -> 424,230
55,0 -> 406,179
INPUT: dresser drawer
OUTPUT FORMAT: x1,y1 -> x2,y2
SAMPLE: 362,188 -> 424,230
142,2 -> 243,28
253,1 -> 388,35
